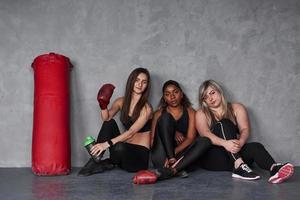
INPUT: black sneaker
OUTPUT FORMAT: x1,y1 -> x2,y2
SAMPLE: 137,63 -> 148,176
155,168 -> 175,180
232,163 -> 260,180
268,162 -> 294,184
78,158 -> 97,176
78,158 -> 115,176
175,170 -> 189,178
94,158 -> 115,171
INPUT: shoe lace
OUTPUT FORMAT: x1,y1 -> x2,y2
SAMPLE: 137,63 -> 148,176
241,164 -> 253,173
274,163 -> 282,167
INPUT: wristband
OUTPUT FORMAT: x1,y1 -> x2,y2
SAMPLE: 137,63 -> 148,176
107,140 -> 114,147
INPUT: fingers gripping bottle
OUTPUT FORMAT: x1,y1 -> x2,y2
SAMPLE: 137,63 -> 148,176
84,136 -> 102,163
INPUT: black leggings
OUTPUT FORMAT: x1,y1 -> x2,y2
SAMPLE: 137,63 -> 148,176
199,119 -> 275,171
151,111 -> 211,172
96,119 -> 149,172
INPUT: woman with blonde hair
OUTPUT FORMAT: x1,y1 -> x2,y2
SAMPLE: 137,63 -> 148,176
195,79 -> 294,183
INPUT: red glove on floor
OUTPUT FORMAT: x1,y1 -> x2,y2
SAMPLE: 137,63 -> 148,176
97,83 -> 115,109
133,170 -> 158,184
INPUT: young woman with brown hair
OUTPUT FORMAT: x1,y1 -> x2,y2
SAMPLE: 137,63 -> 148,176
78,68 -> 152,176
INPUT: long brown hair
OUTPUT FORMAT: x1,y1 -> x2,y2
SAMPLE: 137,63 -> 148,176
158,80 -> 191,109
199,80 -> 235,126
120,68 -> 151,124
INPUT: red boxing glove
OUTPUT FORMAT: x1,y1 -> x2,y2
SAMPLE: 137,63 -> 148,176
97,83 -> 115,109
133,170 -> 158,184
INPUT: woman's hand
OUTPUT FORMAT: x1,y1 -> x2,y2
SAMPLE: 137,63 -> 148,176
164,157 -> 177,168
90,142 -> 110,156
175,131 -> 185,145
223,139 -> 241,154
164,158 -> 169,168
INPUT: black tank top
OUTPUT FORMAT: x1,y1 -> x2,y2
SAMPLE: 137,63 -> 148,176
174,107 -> 189,136
209,104 -> 239,133
121,116 -> 151,133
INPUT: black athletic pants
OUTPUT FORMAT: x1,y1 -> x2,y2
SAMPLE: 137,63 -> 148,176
151,111 -> 211,172
199,119 -> 275,171
96,119 -> 149,172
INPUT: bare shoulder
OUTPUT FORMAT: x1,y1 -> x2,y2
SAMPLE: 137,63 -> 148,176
187,106 -> 196,116
153,109 -> 162,119
231,102 -> 247,112
115,96 -> 124,103
195,109 -> 207,120
231,103 -> 249,119
114,97 -> 124,106
195,108 -> 205,116
195,109 -> 210,128
116,97 -> 125,104
154,109 -> 162,117
144,102 -> 153,112
142,102 -> 153,118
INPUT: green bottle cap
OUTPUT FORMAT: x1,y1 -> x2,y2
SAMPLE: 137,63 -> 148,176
84,136 -> 95,146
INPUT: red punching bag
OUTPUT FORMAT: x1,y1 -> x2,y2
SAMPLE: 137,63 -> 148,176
31,53 -> 72,175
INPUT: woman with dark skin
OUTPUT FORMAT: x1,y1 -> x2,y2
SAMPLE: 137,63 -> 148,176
78,68 -> 152,176
195,79 -> 294,183
151,80 -> 211,179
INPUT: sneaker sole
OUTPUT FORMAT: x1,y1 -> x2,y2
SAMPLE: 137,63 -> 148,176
232,173 -> 260,180
268,163 -> 294,184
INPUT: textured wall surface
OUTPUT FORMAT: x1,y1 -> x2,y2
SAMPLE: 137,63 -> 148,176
0,0 -> 299,167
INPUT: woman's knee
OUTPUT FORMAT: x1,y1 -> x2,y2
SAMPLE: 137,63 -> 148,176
97,119 -> 119,142
110,142 -> 127,163
245,142 -> 265,149
203,136 -> 212,147
242,142 -> 267,156
112,142 -> 126,154
157,112 -> 174,127
102,119 -> 118,128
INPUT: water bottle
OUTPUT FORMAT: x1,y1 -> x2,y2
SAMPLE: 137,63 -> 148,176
84,136 -> 102,163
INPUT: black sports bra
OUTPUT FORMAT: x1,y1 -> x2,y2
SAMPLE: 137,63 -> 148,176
174,107 -> 189,136
161,107 -> 189,136
121,116 -> 151,133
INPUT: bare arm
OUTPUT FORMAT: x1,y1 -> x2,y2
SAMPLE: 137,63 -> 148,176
175,107 -> 197,155
195,109 -> 227,146
195,109 -> 241,153
232,103 -> 250,147
91,104 -> 152,156
100,97 -> 123,121
115,104 -> 152,142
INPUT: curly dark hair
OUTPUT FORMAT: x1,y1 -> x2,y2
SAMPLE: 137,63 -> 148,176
158,80 -> 191,109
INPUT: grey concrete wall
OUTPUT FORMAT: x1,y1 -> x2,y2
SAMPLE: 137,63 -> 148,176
0,0 -> 299,167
